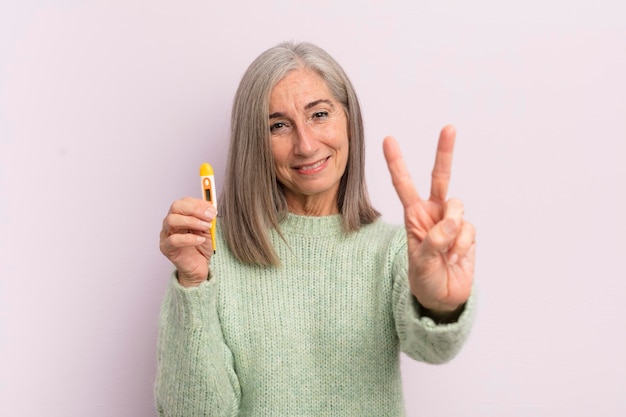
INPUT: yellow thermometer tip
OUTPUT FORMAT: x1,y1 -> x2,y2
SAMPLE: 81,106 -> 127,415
199,163 -> 214,176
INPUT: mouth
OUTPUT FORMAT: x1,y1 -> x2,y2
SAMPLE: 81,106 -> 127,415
292,156 -> 330,174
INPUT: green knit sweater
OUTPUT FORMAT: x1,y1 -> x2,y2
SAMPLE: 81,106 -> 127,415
155,214 -> 475,416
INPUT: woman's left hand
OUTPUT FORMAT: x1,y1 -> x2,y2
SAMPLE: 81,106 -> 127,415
383,125 -> 475,318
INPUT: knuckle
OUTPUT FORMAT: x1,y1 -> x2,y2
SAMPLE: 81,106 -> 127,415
169,199 -> 181,213
179,215 -> 193,228
455,222 -> 476,251
162,214 -> 173,231
462,221 -> 476,240
427,227 -> 450,250
170,197 -> 195,214
164,214 -> 177,229
159,237 -> 171,256
446,198 -> 464,212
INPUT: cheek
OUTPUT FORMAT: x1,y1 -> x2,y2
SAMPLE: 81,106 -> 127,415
336,131 -> 350,166
271,145 -> 291,184
271,141 -> 289,167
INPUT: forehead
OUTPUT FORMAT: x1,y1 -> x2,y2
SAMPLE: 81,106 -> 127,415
269,68 -> 334,110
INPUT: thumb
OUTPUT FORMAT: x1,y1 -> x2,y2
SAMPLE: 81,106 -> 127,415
419,218 -> 458,260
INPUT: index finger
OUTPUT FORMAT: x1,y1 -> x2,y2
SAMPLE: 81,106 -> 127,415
383,136 -> 421,207
170,197 -> 215,221
430,125 -> 456,202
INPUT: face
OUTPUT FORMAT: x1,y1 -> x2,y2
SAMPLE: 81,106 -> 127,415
269,68 -> 349,215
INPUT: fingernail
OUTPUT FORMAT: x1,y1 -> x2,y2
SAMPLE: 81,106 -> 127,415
443,219 -> 456,235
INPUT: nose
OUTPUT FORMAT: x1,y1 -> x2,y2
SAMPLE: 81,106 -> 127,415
293,123 -> 318,157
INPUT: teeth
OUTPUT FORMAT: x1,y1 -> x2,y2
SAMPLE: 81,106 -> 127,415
297,158 -> 326,171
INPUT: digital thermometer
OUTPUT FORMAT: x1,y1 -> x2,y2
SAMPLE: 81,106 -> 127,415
199,163 -> 217,253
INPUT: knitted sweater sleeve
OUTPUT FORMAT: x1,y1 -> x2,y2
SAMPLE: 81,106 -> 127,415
154,274 -> 240,417
391,232 -> 476,364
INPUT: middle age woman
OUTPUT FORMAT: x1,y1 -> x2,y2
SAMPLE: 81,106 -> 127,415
156,41 -> 476,416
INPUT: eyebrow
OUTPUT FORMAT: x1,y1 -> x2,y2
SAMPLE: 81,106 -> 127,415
269,99 -> 335,119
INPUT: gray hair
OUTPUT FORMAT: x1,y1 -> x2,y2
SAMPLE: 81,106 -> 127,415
221,41 -> 379,266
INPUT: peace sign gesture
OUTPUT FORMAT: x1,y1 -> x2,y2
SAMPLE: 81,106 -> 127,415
383,125 -> 475,320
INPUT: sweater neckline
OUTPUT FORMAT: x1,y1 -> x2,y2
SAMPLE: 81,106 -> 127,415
280,213 -> 344,236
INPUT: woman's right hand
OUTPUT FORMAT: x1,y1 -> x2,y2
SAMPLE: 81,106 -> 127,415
159,197 -> 217,287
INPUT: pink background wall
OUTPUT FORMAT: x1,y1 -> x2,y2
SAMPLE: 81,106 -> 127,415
1,0 -> 625,415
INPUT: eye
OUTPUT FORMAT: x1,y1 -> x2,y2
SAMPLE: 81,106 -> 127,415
270,121 -> 287,132
313,111 -> 329,119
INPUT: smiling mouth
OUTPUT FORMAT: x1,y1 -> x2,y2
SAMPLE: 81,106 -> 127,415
293,156 -> 330,173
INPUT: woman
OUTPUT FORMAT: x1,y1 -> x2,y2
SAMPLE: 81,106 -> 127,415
157,41 -> 476,416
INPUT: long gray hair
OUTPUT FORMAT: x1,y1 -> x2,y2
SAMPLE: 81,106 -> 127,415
220,41 -> 379,266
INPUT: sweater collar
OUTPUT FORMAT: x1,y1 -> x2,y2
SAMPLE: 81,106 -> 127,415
280,213 -> 344,236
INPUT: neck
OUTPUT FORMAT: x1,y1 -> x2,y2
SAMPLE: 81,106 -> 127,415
285,195 -> 339,216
